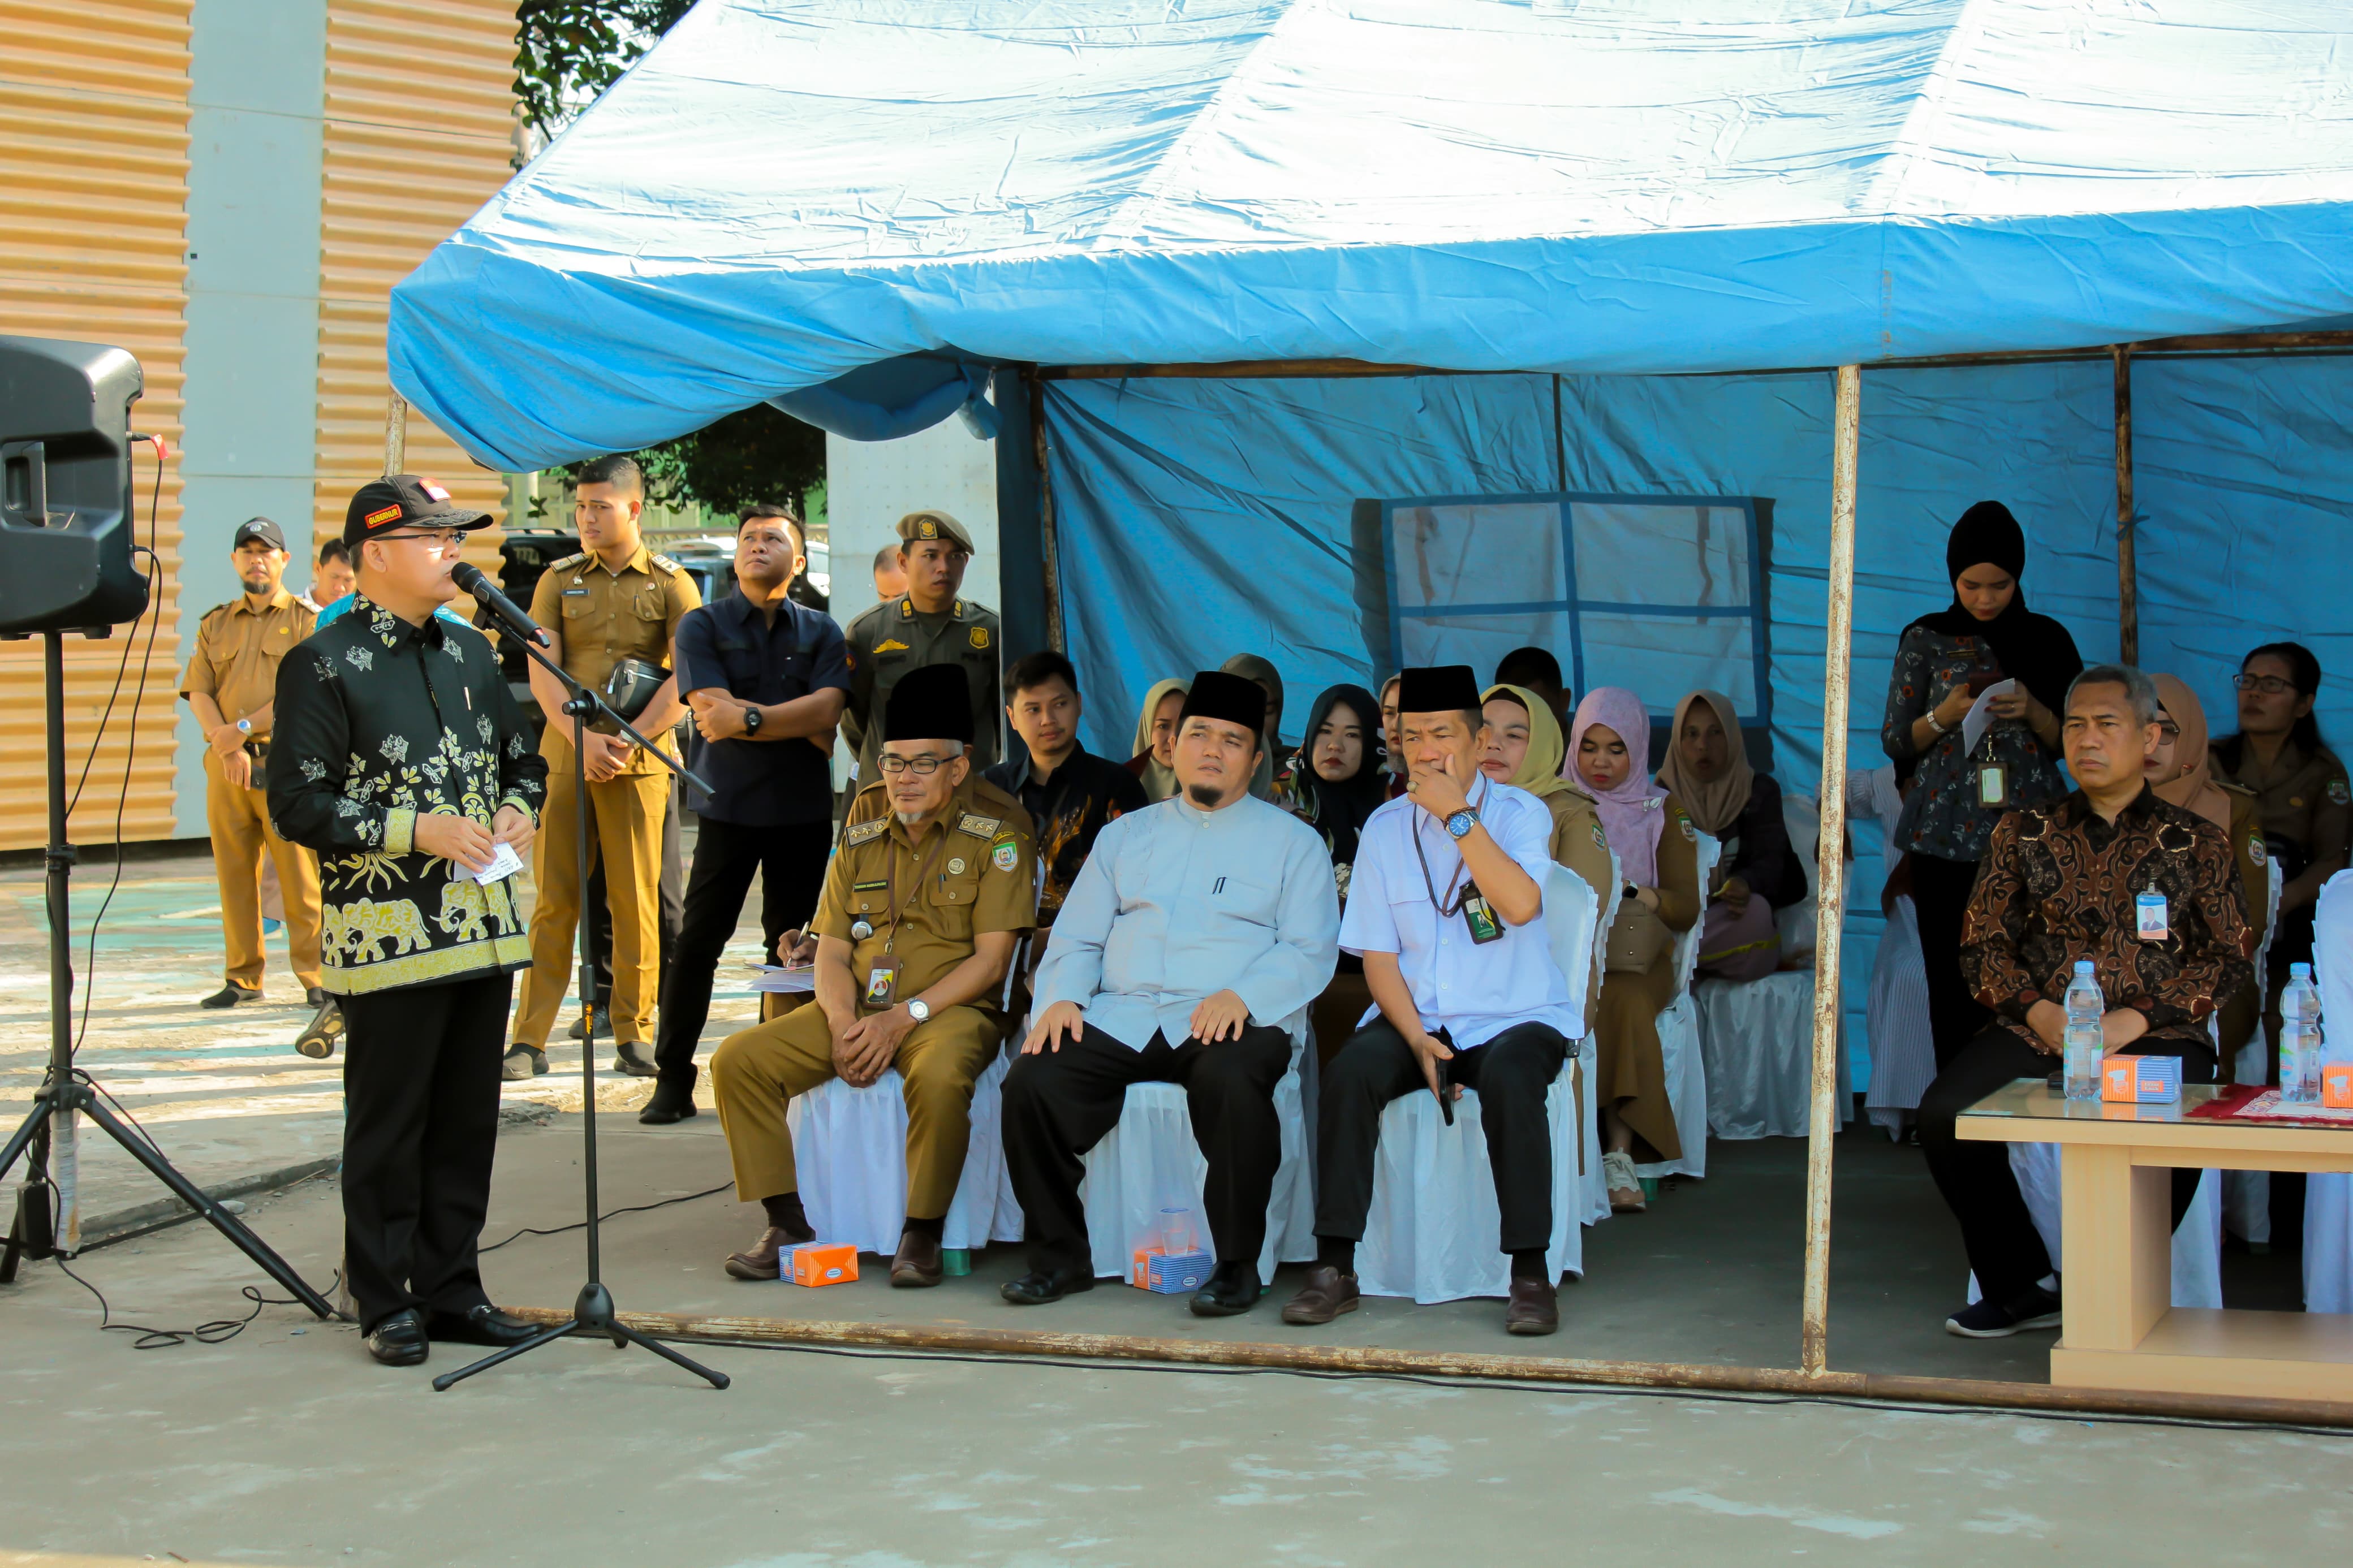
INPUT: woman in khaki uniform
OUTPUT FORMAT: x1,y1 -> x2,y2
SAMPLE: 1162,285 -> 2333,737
1480,683 -> 1612,918
1572,687 -> 1699,1212
2148,676 -> 2271,1060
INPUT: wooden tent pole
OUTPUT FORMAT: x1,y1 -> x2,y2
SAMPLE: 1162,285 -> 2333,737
1026,369 -> 1067,654
1802,365 -> 1861,1377
383,394 -> 407,477
2113,345 -> 2137,664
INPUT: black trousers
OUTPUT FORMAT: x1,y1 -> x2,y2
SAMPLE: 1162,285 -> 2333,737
1910,852 -> 1990,1069
1919,1023 -> 2217,1307
1002,1022 -> 1293,1274
1316,1018 -> 1567,1255
586,778 -> 684,1008
653,815 -> 833,1090
341,972 -> 512,1333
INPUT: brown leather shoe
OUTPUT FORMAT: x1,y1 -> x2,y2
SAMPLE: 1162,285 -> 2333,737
891,1228 -> 944,1288
724,1225 -> 811,1281
1280,1264 -> 1360,1325
1504,1277 -> 1559,1336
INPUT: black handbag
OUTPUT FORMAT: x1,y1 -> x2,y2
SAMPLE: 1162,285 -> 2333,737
602,657 -> 666,723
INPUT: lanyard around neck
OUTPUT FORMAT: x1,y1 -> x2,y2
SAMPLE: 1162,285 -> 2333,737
1409,777 -> 1486,917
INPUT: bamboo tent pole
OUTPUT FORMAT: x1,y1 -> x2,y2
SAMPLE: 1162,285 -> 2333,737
2113,344 -> 2137,664
1801,365 -> 1862,1377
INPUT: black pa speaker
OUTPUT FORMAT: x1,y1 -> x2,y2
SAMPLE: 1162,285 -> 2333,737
0,335 -> 149,635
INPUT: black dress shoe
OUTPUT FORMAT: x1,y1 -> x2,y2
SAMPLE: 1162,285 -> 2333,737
366,1307 -> 429,1367
639,1083 -> 699,1124
426,1304 -> 541,1347
1001,1267 -> 1096,1306
613,1040 -> 658,1078
201,983 -> 262,1009
1189,1261 -> 1262,1317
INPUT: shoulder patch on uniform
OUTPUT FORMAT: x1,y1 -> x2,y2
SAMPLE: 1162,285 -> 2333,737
968,626 -> 990,650
844,818 -> 889,846
552,552 -> 587,569
2330,777 -> 2348,806
1680,817 -> 1697,843
956,811 -> 1001,839
2249,837 -> 2268,866
648,552 -> 681,574
991,839 -> 1020,872
873,638 -> 910,654
1591,819 -> 1608,850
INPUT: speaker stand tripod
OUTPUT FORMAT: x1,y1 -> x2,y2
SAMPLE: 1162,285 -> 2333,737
0,630 -> 333,1315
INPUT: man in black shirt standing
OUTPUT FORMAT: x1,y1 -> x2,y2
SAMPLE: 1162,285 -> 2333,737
640,508 -> 852,1125
982,653 -> 1147,994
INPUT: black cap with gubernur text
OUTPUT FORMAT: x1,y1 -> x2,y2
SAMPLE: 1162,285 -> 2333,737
342,474 -> 492,548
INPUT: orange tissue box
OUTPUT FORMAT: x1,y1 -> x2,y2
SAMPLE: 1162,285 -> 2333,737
2100,1055 -> 2180,1104
1130,1246 -> 1213,1293
2323,1062 -> 2353,1109
787,1242 -> 859,1287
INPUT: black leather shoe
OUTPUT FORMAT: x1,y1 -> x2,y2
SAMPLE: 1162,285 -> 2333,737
201,983 -> 262,1009
569,1010 -> 613,1042
1001,1267 -> 1096,1306
366,1307 -> 429,1367
639,1083 -> 698,1124
500,1044 -> 548,1082
426,1304 -> 541,1347
613,1040 -> 658,1078
1189,1261 -> 1262,1317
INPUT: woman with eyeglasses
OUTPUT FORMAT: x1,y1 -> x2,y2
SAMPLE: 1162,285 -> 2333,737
2213,642 -> 2350,1057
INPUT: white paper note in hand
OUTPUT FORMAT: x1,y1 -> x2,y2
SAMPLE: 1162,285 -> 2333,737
752,964 -> 817,994
1959,679 -> 2017,758
471,840 -> 523,885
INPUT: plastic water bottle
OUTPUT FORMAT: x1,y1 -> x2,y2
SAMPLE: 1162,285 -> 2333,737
2063,961 -> 2104,1102
2281,962 -> 2324,1105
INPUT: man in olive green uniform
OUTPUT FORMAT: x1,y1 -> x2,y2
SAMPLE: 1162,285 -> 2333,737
180,516 -> 323,1008
711,664 -> 1036,1288
841,509 -> 1003,787
505,456 -> 702,1079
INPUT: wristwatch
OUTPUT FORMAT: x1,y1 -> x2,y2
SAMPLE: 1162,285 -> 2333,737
905,997 -> 931,1023
742,703 -> 762,735
235,718 -> 252,735
1445,807 -> 1479,840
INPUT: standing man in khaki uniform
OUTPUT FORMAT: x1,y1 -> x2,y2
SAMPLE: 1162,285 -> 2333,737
504,455 -> 702,1079
180,516 -> 323,1008
710,665 -> 1036,1288
841,510 -> 1003,788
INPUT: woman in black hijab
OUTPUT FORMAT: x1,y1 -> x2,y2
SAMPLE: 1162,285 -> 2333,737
1880,501 -> 2082,1066
1287,683 -> 1387,1064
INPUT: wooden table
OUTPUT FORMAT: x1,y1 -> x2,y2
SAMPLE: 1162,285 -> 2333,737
1958,1080 -> 2353,1401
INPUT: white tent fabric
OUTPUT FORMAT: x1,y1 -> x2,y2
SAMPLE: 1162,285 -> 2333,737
388,1 -> 2353,470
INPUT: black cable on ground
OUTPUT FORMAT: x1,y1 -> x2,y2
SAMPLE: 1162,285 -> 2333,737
477,1182 -> 732,1254
49,1254 -> 342,1350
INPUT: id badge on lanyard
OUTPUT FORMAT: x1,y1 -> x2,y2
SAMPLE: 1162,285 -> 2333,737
1977,763 -> 2008,808
2136,887 -> 2169,942
863,954 -> 903,1008
1462,888 -> 1504,945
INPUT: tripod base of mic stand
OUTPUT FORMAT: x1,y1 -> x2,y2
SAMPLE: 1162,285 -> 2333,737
432,1281 -> 730,1392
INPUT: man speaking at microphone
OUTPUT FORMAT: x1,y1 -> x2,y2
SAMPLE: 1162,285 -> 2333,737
268,475 -> 549,1367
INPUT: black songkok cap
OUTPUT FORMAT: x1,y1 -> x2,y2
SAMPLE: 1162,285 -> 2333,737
1397,664 -> 1482,714
1179,669 -> 1267,737
882,663 -> 975,745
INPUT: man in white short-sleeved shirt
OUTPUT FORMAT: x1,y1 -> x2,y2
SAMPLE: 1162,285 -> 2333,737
1281,664 -> 1577,1337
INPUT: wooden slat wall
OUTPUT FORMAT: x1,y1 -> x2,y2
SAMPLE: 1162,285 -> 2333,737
314,0 -> 516,574
0,1 -> 191,849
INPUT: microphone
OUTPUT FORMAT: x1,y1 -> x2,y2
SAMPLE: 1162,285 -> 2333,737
449,561 -> 550,649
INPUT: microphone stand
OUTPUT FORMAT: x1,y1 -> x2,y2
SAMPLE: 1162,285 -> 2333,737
433,609 -> 727,1393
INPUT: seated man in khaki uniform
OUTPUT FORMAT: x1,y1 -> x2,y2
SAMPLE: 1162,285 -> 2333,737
710,663 -> 1037,1288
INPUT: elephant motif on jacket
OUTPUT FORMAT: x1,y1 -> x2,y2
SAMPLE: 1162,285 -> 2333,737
437,877 -> 493,943
327,897 -> 430,960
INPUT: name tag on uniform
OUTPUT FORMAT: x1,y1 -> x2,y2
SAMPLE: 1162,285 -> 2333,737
563,588 -> 589,597
2136,888 -> 2169,941
1462,889 -> 1503,945
863,957 -> 902,1008
1977,764 -> 2008,807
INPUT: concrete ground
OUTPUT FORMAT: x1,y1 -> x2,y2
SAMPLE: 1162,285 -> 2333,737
5,848 -> 2351,1564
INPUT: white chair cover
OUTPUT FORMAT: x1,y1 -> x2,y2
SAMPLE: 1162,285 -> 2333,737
1635,831 -> 1718,1180
1354,865 -> 1600,1301
1968,1142 -> 2223,1309
1076,1049 -> 1315,1280
2224,858 -> 2286,1244
2302,869 -> 2353,1310
786,1048 -> 1020,1256
1693,793 -> 1854,1141
1579,854 -> 1622,1226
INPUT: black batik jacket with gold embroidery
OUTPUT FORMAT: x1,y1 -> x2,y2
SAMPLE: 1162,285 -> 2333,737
268,594 -> 548,995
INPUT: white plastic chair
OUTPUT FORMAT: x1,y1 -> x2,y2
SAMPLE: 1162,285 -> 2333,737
786,1047 -> 1022,1256
1578,852 -> 1623,1226
1692,792 -> 1854,1140
2303,869 -> 2353,1311
2222,857 -> 2285,1245
1356,865 -> 1600,1302
1633,831 -> 1718,1181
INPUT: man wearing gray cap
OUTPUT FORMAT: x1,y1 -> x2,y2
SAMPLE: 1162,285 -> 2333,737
180,515 -> 323,1009
840,510 -> 1003,788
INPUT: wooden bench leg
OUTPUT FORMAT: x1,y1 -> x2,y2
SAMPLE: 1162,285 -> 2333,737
2058,1142 -> 2170,1354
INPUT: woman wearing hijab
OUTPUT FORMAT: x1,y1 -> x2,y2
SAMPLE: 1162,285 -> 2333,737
2149,674 -> 2269,1061
1656,690 -> 1807,983
1880,501 -> 2080,1067
1573,688 -> 1700,1213
1480,683 -> 1613,909
1220,653 -> 1286,800
1290,683 -> 1389,1062
1124,677 -> 1189,803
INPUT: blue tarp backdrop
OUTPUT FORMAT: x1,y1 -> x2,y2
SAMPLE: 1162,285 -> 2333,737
1038,358 -> 2353,1070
